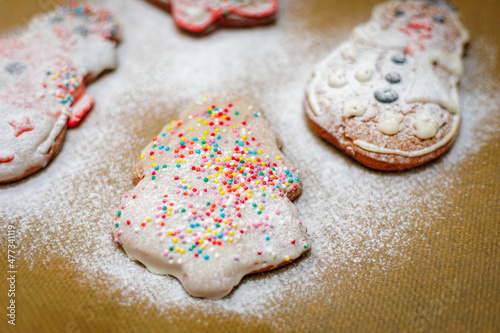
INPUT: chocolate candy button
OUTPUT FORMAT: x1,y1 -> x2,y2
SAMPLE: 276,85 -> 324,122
385,72 -> 401,84
374,88 -> 399,103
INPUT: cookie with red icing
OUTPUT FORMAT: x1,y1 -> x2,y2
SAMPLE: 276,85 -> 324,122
0,3 -> 120,183
146,0 -> 278,33
306,0 -> 469,171
112,95 -> 309,298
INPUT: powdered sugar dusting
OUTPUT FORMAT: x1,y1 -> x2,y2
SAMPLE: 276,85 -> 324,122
0,0 -> 498,322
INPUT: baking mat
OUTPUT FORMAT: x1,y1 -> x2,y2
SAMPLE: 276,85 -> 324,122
1,0 -> 499,332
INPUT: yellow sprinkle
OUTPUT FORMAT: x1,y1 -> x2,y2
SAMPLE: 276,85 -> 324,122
242,135 -> 247,139
187,229 -> 192,233
151,156 -> 155,160
224,220 -> 228,224
168,231 -> 172,236
202,136 -> 206,140
234,185 -> 239,189
246,158 -> 250,161
215,128 -> 219,132
247,190 -> 252,194
286,182 -> 290,187
140,155 -> 145,159
204,131 -> 208,135
208,176 -> 212,179
261,162 -> 265,166
203,235 -> 207,240
277,156 -> 282,160
173,238 -> 178,243
167,212 -> 172,216
168,207 -> 172,211
207,228 -> 211,232
198,119 -> 203,123
261,186 -> 266,191
176,247 -> 180,252
229,231 -> 234,236
181,249 -> 185,254
189,127 -> 194,131
146,218 -> 151,222
207,162 -> 212,167
188,186 -> 192,190
248,195 -> 252,199
203,121 -> 208,125
272,194 -> 277,198
232,126 -> 237,129
201,246 -> 206,250
259,205 -> 264,210
214,231 -> 218,235
229,238 -> 233,243
218,186 -> 223,191
167,126 -> 171,130
258,150 -> 263,154
199,240 -> 203,244
171,121 -> 175,125
233,224 -> 238,229
220,191 -> 225,195
182,179 -> 186,183
285,256 -> 290,261
176,159 -> 181,163
256,180 -> 260,184
152,163 -> 156,167
222,116 -> 226,119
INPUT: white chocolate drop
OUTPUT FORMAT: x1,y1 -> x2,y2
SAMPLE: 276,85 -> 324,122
415,116 -> 438,139
184,7 -> 207,20
328,69 -> 347,88
342,100 -> 367,118
377,112 -> 403,135
354,65 -> 373,82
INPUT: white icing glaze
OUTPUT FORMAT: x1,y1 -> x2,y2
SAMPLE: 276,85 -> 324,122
37,112 -> 68,154
377,112 -> 403,135
342,100 -> 367,118
113,95 -> 308,299
415,115 -> 438,139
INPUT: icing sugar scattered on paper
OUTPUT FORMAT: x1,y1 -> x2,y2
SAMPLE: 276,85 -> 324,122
0,0 -> 498,321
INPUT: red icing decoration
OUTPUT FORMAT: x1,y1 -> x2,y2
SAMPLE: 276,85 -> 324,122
0,155 -> 15,163
9,117 -> 35,137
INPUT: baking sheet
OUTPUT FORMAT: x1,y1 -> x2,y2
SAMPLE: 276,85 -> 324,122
1,0 -> 499,332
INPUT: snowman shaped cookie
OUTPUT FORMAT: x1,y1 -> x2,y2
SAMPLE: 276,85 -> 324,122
306,0 -> 469,171
0,3 -> 120,183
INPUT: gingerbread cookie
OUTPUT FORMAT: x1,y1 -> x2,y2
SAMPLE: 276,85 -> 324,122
146,0 -> 278,33
0,3 -> 120,183
306,0 -> 469,171
112,95 -> 309,298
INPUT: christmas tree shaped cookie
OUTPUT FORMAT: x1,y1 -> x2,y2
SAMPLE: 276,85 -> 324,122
112,95 -> 309,298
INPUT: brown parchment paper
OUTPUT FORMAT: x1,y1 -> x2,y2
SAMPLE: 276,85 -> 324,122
1,0 -> 499,332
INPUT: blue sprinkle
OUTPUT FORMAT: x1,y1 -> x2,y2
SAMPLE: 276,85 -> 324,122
275,185 -> 280,189
266,236 -> 270,241
204,255 -> 209,260
190,224 -> 195,228
218,234 -> 223,239
176,164 -> 181,168
254,113 -> 259,117
159,145 -> 164,149
196,223 -> 200,227
217,135 -> 221,140
162,133 -> 166,137
193,138 -> 199,141
196,150 -> 201,154
220,213 -> 225,218
183,185 -> 187,190
239,142 -> 244,146
198,249 -> 202,254
165,147 -> 170,151
154,166 -> 159,171
295,177 -> 299,182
